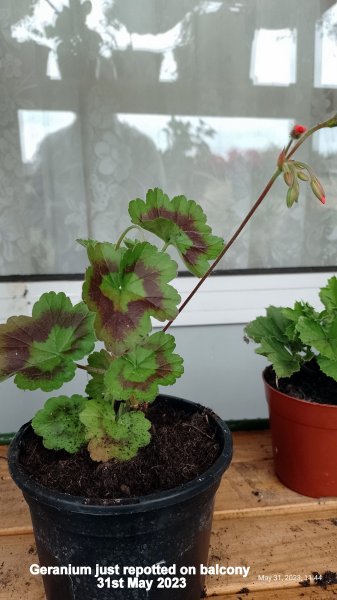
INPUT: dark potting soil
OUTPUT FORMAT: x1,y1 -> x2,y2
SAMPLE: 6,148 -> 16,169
265,359 -> 337,406
299,571 -> 337,589
312,571 -> 337,589
18,399 -> 221,504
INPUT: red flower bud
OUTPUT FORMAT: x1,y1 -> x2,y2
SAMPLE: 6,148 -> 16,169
291,124 -> 307,139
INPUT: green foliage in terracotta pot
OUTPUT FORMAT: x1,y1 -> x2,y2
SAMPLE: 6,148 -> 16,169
1,114 -> 336,462
245,276 -> 337,381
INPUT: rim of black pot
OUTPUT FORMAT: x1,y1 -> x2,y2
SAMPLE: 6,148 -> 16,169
8,394 -> 233,515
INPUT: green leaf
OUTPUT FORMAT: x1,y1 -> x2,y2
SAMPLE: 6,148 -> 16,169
244,306 -> 290,345
32,395 -> 87,453
282,302 -> 317,342
81,240 -> 180,355
85,350 -> 111,399
77,238 -> 102,250
104,331 -> 184,403
319,276 -> 337,313
79,399 -> 151,461
0,292 -> 95,391
296,317 -> 337,360
282,301 -> 316,323
128,188 -> 225,277
317,355 -> 337,381
245,306 -> 302,378
256,338 -> 301,378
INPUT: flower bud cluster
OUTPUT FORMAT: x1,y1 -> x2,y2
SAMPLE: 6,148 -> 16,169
278,123 -> 327,207
281,159 -> 326,207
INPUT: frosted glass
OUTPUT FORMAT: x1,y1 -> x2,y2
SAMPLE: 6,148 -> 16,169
0,0 -> 336,275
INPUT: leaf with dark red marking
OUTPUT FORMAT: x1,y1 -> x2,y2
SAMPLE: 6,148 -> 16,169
104,331 -> 184,403
0,292 -> 96,391
81,240 -> 180,355
128,188 -> 225,277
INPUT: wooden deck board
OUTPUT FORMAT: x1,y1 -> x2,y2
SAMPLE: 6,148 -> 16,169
207,508 -> 337,595
213,588 -> 337,599
1,431 -> 337,598
0,447 -> 32,534
0,536 -> 44,600
214,431 -> 337,516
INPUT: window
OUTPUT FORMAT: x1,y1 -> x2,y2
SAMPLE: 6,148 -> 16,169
0,0 -> 337,324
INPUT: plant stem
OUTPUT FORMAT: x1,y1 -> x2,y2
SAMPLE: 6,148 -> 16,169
163,168 -> 281,332
44,0 -> 61,14
115,225 -> 142,249
161,240 -> 170,252
75,363 -> 106,375
162,115 -> 335,332
286,117 -> 334,160
284,139 -> 293,156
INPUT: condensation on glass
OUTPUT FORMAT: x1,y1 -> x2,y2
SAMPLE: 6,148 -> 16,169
0,0 -> 337,275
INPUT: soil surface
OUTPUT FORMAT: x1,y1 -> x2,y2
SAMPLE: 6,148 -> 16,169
19,399 -> 221,504
265,359 -> 337,405
313,571 -> 337,589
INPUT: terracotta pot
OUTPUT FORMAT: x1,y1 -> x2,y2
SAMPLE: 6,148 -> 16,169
263,368 -> 337,498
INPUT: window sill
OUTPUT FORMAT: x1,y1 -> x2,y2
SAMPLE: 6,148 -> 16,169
0,272 -> 334,326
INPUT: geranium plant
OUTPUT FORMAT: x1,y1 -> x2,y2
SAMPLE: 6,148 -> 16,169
1,115 -> 337,462
245,276 -> 337,381
0,189 -> 224,462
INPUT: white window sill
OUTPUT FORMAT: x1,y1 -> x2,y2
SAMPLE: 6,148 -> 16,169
0,272 -> 334,326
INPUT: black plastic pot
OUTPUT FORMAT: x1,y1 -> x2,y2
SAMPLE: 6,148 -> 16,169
8,395 -> 232,600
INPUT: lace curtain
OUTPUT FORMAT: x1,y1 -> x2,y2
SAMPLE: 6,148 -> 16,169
1,0 -> 337,275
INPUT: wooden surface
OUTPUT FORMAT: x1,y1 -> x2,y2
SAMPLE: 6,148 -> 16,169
1,431 -> 337,598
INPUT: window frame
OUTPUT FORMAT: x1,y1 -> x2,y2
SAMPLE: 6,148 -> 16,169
0,271 -> 334,326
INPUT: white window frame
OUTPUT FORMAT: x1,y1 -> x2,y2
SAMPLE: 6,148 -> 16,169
0,271 -> 334,326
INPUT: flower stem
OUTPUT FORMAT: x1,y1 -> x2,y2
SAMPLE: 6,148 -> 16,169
284,139 -> 293,156
75,363 -> 106,375
286,117 -> 334,160
163,168 -> 282,332
115,225 -> 142,249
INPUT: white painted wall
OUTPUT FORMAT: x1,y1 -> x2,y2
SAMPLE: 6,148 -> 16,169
0,323 -> 268,432
1,270 -> 332,432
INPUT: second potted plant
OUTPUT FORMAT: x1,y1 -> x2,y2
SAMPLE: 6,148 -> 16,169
245,276 -> 337,498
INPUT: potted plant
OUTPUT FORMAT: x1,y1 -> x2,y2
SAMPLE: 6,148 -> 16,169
245,276 -> 337,498
3,115 -> 337,598
5,188 -> 232,600
44,0 -> 101,80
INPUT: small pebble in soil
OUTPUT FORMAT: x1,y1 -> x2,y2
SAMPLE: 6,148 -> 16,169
252,490 -> 263,502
